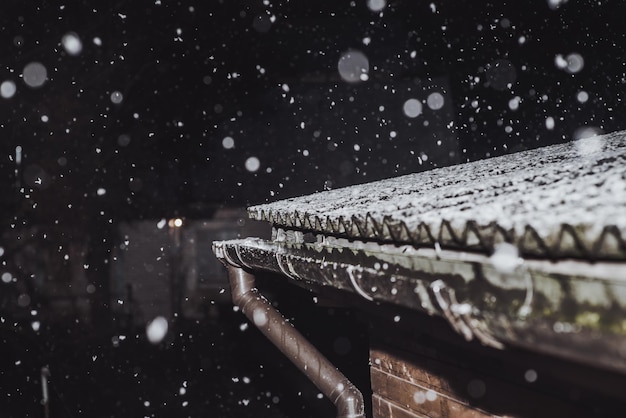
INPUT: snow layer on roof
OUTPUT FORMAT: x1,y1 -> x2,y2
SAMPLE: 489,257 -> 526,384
249,130 -> 626,260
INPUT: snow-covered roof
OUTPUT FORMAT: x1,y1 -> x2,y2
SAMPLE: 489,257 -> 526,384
249,130 -> 626,260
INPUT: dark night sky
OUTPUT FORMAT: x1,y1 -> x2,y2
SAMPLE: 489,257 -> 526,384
1,0 -> 625,227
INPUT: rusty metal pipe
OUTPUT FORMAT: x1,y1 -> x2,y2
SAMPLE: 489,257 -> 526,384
227,265 -> 365,418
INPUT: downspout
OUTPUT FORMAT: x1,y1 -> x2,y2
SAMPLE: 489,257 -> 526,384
227,265 -> 365,418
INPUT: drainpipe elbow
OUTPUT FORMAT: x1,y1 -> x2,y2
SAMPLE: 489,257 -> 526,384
331,380 -> 365,418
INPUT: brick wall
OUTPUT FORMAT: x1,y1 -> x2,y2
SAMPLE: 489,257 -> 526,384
365,306 -> 625,418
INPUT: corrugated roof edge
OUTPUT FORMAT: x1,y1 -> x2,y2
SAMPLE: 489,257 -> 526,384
248,208 -> 626,260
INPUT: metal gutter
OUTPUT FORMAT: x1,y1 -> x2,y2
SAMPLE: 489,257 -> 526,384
214,237 -> 626,375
